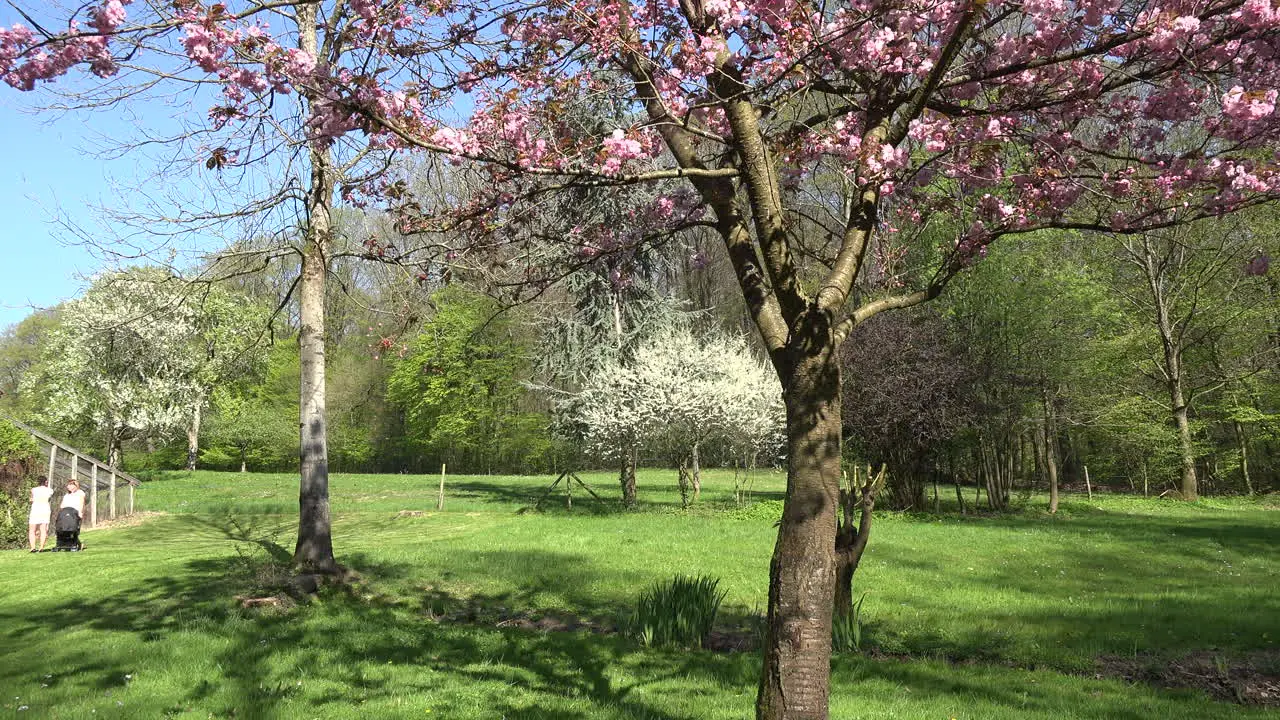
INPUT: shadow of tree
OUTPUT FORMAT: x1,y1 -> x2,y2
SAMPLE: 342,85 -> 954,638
1,505 -> 1267,718
854,506 -> 1280,666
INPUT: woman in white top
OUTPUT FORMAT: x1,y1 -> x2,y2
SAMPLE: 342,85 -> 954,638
60,479 -> 86,517
28,476 -> 53,552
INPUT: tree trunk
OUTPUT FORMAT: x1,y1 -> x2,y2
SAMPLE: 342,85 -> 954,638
691,441 -> 701,500
835,465 -> 879,616
185,401 -> 202,471
240,450 -> 247,473
677,456 -> 691,509
757,331 -> 840,720
1235,420 -> 1254,496
1042,391 -> 1059,514
619,442 -> 637,508
1143,242 -> 1198,502
108,433 -> 122,470
293,2 -> 337,574
1172,399 -> 1198,500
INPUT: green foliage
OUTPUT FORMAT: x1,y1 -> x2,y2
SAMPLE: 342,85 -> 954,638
386,286 -> 551,474
0,419 -> 36,465
832,594 -> 868,653
723,499 -> 785,522
0,309 -> 60,416
0,492 -> 26,549
0,419 -> 36,548
201,343 -> 298,472
628,575 -> 726,648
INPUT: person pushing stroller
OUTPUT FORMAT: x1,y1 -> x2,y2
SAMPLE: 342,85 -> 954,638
53,479 -> 86,552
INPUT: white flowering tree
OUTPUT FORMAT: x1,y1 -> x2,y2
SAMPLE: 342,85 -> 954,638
24,268 -> 267,468
568,326 -> 783,505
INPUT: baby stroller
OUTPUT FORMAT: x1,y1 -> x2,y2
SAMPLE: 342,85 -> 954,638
52,507 -> 82,552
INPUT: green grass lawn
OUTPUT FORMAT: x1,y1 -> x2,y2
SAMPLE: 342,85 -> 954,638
1,469 -> 1277,718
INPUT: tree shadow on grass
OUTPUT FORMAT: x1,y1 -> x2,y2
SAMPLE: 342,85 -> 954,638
0,542 -> 1253,719
434,477 -> 784,517
861,511 -> 1280,668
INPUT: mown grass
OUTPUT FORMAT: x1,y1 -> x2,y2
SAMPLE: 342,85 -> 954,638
0,469 -> 1276,718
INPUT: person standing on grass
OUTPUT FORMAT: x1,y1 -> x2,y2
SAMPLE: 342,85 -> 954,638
60,479 -> 86,520
28,476 -> 53,553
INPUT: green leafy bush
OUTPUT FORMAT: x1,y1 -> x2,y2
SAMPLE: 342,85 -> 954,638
832,593 -> 868,653
0,419 -> 37,548
722,499 -> 784,522
0,420 -> 36,466
629,575 -> 726,648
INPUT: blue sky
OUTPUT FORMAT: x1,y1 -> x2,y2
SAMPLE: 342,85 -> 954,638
0,6 -> 239,332
0,5 -> 473,332
0,93 -> 122,329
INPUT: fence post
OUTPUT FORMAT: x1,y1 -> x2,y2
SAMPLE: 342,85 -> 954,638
1084,464 -> 1093,501
437,464 -> 446,511
109,467 -> 116,520
128,478 -> 134,515
47,444 -> 57,483
90,462 -> 97,528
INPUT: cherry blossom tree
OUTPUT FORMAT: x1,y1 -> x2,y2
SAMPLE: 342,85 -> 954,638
6,0 -> 1280,715
0,0 -> 447,572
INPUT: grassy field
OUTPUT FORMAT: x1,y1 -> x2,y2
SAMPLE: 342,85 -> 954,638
0,468 -> 1277,718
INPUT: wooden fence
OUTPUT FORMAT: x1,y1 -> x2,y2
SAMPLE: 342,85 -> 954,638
3,415 -> 141,529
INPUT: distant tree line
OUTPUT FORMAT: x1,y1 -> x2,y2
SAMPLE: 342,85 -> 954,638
1,212 -> 1276,506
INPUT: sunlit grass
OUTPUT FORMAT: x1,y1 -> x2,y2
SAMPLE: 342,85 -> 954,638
0,469 -> 1275,718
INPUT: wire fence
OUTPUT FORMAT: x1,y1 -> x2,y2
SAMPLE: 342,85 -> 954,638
3,415 -> 141,529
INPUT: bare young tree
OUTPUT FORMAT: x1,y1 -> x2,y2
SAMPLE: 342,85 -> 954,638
1115,222 -> 1276,500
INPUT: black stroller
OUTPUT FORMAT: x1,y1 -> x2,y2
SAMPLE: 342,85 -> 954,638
51,507 -> 82,552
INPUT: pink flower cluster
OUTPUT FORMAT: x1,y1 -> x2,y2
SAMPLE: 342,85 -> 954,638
600,129 -> 647,175
1,0 -> 131,90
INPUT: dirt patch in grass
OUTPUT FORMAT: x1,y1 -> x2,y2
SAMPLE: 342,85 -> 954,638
1097,650 -> 1280,706
82,511 -> 166,531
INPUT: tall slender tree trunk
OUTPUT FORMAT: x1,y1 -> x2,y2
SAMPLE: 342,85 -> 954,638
185,401 -> 202,471
108,430 -> 123,470
677,455 -> 691,509
619,442 -> 637,508
293,2 -> 337,573
1159,331 -> 1197,500
1143,242 -> 1198,501
1235,420 -> 1254,496
691,441 -> 701,500
1171,397 -> 1198,500
758,323 -> 840,720
1042,390 -> 1059,514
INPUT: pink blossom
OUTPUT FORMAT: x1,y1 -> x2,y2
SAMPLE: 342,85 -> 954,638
282,49 -> 317,79
430,126 -> 479,157
1222,86 -> 1276,121
600,128 -> 647,174
90,1 -> 130,35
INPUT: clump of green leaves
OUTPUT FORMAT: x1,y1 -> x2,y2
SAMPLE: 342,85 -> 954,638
722,499 -> 784,522
629,575 -> 726,648
0,419 -> 38,548
832,593 -> 868,653
0,420 -> 36,466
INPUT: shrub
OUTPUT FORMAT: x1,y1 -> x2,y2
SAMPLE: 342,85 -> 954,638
629,575 -> 726,648
0,420 -> 37,549
722,499 -> 784,522
0,420 -> 37,466
832,593 -> 868,653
